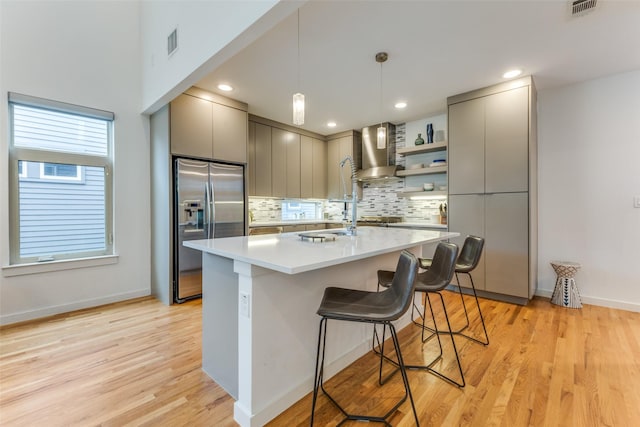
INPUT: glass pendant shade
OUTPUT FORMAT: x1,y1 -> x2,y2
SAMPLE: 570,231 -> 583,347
377,125 -> 386,149
293,92 -> 305,125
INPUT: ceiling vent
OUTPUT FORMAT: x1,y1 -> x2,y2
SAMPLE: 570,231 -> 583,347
167,28 -> 178,56
571,0 -> 597,16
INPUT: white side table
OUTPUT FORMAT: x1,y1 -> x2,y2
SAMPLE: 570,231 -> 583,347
550,261 -> 582,308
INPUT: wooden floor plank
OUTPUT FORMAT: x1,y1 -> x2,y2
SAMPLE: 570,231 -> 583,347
1,295 -> 639,426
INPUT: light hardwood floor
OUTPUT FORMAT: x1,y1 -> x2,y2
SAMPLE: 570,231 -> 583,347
1,294 -> 639,426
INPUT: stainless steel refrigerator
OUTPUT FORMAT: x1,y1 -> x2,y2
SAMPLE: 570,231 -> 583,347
174,158 -> 245,302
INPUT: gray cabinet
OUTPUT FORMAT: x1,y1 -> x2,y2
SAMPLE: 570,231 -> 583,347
484,193 -> 529,297
447,77 -> 536,303
271,127 -> 300,198
212,102 -> 248,163
449,86 -> 528,194
326,131 -> 362,200
448,98 -> 484,195
170,90 -> 247,164
301,136 -> 327,199
248,122 -> 272,197
448,194 -> 485,290
170,94 -> 213,159
248,116 -> 327,199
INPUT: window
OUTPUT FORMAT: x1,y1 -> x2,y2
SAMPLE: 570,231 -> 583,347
281,200 -> 320,220
8,92 -> 114,264
40,163 -> 83,181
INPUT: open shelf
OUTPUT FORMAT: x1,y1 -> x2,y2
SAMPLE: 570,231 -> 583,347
397,141 -> 447,155
396,190 -> 447,198
396,165 -> 447,176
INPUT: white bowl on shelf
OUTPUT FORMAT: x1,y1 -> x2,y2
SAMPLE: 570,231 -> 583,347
408,163 -> 424,170
423,183 -> 435,191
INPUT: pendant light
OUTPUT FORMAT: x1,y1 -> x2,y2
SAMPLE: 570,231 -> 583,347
375,52 -> 388,149
292,9 -> 305,125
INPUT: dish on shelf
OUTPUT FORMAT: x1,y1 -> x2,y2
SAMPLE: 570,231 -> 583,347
423,183 -> 434,191
408,163 -> 424,170
438,185 -> 448,191
429,161 -> 447,167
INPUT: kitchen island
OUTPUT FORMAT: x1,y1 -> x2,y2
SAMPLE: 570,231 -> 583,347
185,226 -> 458,427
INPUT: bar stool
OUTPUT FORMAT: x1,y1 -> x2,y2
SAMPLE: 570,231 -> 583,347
310,250 -> 420,426
409,242 -> 465,387
374,243 -> 463,387
373,236 -> 488,366
417,236 -> 489,345
550,261 -> 582,308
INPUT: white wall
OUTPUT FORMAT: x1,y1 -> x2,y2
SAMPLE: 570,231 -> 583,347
537,70 -> 640,311
140,0 -> 299,114
0,1 -> 150,324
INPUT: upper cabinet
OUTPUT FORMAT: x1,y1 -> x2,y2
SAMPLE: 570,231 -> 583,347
170,88 -> 248,164
211,102 -> 248,163
248,121 -> 272,196
272,127 -> 301,198
326,130 -> 362,201
301,136 -> 327,199
248,116 -> 327,199
170,94 -> 213,159
448,84 -> 529,194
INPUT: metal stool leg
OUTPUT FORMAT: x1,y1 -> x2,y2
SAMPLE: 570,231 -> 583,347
406,291 -> 466,388
311,318 -> 420,426
416,271 -> 489,346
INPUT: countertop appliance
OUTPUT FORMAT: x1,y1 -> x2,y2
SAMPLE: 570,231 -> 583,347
174,158 -> 245,302
356,216 -> 403,227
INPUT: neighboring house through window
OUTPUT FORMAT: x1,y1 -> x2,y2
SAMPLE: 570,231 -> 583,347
8,92 -> 114,264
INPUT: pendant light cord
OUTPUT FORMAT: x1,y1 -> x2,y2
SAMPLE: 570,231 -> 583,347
297,9 -> 300,91
379,60 -> 383,127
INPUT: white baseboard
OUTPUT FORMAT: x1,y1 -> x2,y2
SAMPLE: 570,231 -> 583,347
534,288 -> 640,313
0,289 -> 150,326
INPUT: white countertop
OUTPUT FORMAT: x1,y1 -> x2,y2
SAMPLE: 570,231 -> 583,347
185,226 -> 458,275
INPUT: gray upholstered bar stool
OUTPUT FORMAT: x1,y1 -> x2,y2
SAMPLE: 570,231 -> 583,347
310,250 -> 420,426
375,235 -> 488,348
409,242 -> 465,387
418,236 -> 488,345
374,242 -> 466,387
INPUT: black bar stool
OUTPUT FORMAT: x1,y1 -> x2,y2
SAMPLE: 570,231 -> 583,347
310,250 -> 420,426
417,235 -> 488,346
409,242 -> 464,387
373,242 -> 464,387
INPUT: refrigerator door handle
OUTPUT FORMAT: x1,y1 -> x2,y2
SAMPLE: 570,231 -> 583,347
204,180 -> 210,239
209,172 -> 216,238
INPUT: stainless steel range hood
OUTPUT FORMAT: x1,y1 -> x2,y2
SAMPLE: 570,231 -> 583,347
357,122 -> 401,180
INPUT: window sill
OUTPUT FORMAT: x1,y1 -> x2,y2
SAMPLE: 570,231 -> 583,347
2,255 -> 119,277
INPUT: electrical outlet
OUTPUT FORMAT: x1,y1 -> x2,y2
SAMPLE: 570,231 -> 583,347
635,196 -> 640,208
240,292 -> 250,318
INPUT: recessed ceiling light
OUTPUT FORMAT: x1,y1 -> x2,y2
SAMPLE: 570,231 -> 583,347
502,69 -> 523,79
327,121 -> 337,128
395,102 -> 407,109
217,84 -> 233,92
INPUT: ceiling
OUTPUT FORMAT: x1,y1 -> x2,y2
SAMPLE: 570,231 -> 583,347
196,0 -> 640,136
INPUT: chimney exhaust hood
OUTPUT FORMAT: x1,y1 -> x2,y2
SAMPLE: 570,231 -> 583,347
357,122 -> 401,180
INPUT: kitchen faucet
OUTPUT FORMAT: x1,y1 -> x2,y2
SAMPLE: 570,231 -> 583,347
339,155 -> 358,235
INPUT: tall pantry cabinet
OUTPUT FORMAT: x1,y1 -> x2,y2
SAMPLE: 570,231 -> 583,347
447,77 -> 537,304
